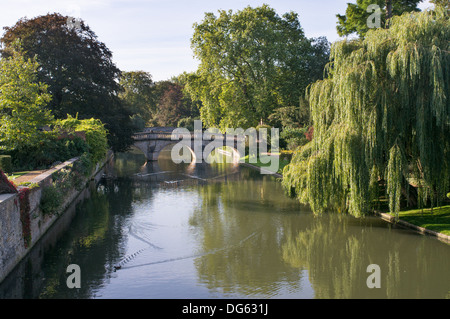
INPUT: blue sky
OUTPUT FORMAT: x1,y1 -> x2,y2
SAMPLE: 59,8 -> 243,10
0,0 -> 433,81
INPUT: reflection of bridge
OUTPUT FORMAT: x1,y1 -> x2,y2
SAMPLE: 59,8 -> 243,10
132,127 -> 244,162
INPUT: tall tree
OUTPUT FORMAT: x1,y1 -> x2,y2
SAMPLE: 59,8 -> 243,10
0,13 -> 134,151
0,43 -> 53,151
119,71 -> 156,131
283,7 -> 450,218
152,81 -> 195,127
188,5 -> 329,130
430,0 -> 449,10
336,0 -> 422,38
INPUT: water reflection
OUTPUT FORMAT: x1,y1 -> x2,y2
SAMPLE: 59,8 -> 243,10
0,150 -> 448,299
281,214 -> 450,298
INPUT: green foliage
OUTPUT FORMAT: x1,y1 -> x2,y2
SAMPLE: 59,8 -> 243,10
336,0 -> 422,38
0,42 -> 53,151
5,114 -> 108,171
177,117 -> 199,131
280,127 -> 309,151
188,5 -> 329,130
41,165 -> 87,215
55,115 -> 108,164
129,114 -> 147,132
0,155 -> 12,174
268,97 -> 310,129
73,153 -> 94,177
1,13 -> 135,152
393,205 -> 450,236
40,183 -> 63,216
5,135 -> 88,171
256,124 -> 272,148
119,71 -> 156,128
283,8 -> 450,217
430,0 -> 449,10
151,80 -> 200,127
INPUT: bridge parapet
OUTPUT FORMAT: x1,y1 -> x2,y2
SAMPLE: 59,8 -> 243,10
133,129 -> 245,142
132,127 -> 247,161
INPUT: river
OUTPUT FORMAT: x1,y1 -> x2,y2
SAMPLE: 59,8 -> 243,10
0,149 -> 449,299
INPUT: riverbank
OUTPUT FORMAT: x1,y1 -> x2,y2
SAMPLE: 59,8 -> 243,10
375,206 -> 450,243
0,151 -> 114,283
240,153 -> 288,177
241,160 -> 450,244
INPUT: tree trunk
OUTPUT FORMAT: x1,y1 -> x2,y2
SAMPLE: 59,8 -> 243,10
385,0 -> 393,28
401,178 -> 418,208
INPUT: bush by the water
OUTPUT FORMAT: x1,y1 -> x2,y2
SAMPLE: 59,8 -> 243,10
40,183 -> 63,215
1,115 -> 109,172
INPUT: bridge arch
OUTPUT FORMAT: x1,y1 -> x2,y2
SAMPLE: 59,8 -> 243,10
161,141 -> 196,164
132,128 -> 244,164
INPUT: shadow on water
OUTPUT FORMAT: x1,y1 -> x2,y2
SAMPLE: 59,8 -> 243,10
0,148 -> 449,299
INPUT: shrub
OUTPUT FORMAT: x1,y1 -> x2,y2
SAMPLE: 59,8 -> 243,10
55,115 -> 108,164
40,184 -> 63,216
73,153 -> 93,177
6,135 -> 88,171
0,155 -> 12,174
280,150 -> 294,162
280,127 -> 309,150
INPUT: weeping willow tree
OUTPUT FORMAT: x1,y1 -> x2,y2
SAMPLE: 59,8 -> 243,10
282,7 -> 449,218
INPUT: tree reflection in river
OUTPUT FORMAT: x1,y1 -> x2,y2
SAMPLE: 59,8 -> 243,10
189,172 -> 309,297
281,214 -> 450,298
1,150 -> 448,299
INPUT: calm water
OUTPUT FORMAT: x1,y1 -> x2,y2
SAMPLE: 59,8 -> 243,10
1,150 -> 449,299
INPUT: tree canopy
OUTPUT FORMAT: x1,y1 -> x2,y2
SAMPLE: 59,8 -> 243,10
187,5 -> 329,130
283,7 -> 449,218
336,0 -> 422,38
0,13 -> 135,151
0,43 -> 53,150
151,81 -> 199,127
119,71 -> 156,131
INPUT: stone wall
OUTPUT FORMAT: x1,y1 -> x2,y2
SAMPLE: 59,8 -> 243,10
0,193 -> 25,284
0,151 -> 113,283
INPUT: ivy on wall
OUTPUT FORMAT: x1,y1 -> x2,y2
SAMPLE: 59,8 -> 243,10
18,188 -> 31,248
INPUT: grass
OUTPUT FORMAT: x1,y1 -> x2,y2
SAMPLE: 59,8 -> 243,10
241,153 -> 290,174
390,205 -> 450,236
6,171 -> 30,180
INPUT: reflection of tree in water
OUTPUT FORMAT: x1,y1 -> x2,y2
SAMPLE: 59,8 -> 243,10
281,214 -> 450,298
36,175 -> 154,298
190,174 -> 307,297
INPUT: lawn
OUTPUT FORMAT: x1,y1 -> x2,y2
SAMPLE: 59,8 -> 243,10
6,171 -> 30,180
241,153 -> 290,175
391,205 -> 450,236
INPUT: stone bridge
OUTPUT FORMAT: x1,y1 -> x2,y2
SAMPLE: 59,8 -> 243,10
132,127 -> 245,162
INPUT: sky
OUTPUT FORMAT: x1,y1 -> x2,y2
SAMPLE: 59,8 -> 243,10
0,0 -> 434,82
